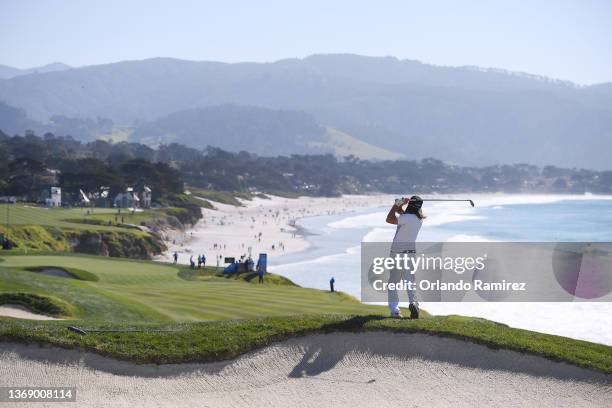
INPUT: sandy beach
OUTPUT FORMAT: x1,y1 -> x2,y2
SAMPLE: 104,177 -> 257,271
157,194 -> 394,266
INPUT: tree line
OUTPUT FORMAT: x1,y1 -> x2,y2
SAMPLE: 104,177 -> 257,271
1,131 -> 611,202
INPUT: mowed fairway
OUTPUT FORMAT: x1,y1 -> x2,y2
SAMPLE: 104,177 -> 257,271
0,255 -> 384,322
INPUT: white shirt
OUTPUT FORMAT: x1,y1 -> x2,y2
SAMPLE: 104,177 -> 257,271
391,213 -> 422,252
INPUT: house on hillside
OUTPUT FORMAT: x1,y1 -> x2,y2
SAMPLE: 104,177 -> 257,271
134,183 -> 152,208
114,187 -> 139,208
44,187 -> 62,207
114,185 -> 153,209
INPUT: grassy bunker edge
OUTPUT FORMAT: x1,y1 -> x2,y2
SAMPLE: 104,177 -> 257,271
0,292 -> 75,318
24,265 -> 99,282
0,314 -> 610,374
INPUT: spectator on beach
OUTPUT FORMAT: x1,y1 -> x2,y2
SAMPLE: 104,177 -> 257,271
330,277 -> 335,292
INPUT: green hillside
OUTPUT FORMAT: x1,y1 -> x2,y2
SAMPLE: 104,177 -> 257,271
311,127 -> 405,161
0,204 -> 154,232
0,205 -> 193,257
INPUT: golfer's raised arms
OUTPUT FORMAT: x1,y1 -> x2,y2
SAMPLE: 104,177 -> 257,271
386,199 -> 408,225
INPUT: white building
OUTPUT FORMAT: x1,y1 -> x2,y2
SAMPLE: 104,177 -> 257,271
114,187 -> 140,208
45,187 -> 61,207
141,186 -> 152,208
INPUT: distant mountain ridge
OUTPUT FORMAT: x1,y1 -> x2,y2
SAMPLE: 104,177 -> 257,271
131,104 -> 327,155
0,101 -> 113,141
0,62 -> 71,79
130,104 -> 401,160
0,54 -> 611,168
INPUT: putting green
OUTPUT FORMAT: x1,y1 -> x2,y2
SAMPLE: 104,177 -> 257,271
0,255 -> 384,322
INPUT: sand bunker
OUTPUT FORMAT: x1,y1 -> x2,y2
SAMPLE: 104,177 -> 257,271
0,304 -> 62,320
26,267 -> 74,279
0,332 -> 609,407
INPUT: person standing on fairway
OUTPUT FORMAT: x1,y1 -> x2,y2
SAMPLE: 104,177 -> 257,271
385,196 -> 425,319
258,266 -> 264,283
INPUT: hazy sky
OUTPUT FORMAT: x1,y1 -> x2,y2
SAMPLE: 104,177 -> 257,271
1,0 -> 610,84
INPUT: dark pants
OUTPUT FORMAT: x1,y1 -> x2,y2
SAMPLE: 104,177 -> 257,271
259,275 -> 264,283
330,283 -> 334,292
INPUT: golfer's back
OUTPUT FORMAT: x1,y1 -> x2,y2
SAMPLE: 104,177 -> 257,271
391,213 -> 422,252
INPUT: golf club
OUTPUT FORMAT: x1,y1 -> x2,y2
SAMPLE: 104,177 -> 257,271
395,198 -> 475,207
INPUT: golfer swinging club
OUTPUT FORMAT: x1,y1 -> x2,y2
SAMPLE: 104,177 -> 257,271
385,195 -> 425,319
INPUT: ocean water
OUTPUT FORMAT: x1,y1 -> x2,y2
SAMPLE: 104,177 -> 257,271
433,199 -> 612,242
270,195 -> 612,345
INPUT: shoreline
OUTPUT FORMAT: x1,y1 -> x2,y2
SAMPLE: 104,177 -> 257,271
156,194 -> 395,266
